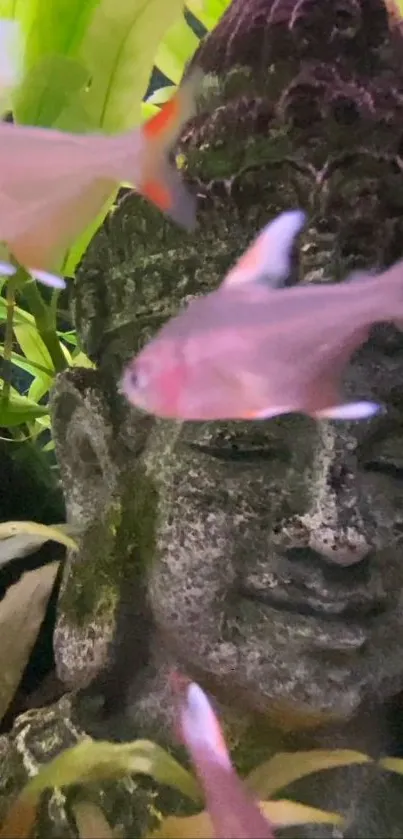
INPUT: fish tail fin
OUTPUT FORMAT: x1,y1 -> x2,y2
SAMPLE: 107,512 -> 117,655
137,68 -> 203,230
359,258 -> 403,324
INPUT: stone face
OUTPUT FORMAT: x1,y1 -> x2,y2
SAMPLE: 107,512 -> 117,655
44,0 -> 403,835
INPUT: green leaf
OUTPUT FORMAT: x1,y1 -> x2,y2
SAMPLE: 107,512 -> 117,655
13,322 -> 54,371
1,736 -> 201,836
148,799 -> 343,839
0,391 -> 48,426
246,749 -> 372,799
21,0 -> 101,73
186,0 -> 231,30
71,350 -> 95,369
154,16 -> 198,85
380,756 -> 403,775
0,562 -> 60,722
0,520 -> 79,551
27,375 -> 50,404
75,0 -> 187,131
13,54 -> 89,127
0,346 -> 53,378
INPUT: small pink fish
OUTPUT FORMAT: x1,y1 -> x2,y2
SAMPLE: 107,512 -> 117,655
172,673 -> 274,839
0,68 -> 202,289
121,209 -> 403,422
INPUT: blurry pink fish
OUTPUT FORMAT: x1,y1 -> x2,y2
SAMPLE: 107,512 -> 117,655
121,208 -> 403,422
0,69 -> 202,289
173,674 -> 274,839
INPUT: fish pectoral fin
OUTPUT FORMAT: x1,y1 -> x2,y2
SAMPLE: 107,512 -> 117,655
315,401 -> 381,420
222,209 -> 306,290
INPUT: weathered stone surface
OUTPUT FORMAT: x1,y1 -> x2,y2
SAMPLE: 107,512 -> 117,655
44,0 -> 403,835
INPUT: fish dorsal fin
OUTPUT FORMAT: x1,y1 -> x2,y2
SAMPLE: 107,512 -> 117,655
222,209 -> 306,289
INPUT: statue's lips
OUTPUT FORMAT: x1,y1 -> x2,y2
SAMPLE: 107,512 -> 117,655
238,584 -> 387,623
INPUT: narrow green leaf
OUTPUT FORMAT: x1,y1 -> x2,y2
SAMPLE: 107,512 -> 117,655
75,0 -> 187,131
246,750 -> 372,799
13,322 -> 54,371
27,376 -> 50,404
0,521 -> 79,551
0,562 -> 60,722
0,392 -> 48,426
0,346 -> 53,378
62,190 -> 117,278
380,756 -> 403,775
9,738 -> 201,805
154,16 -> 198,85
13,54 -> 89,127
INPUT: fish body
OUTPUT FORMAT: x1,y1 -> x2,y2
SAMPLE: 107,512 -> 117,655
0,68 -> 201,288
173,676 -> 274,839
121,209 -> 403,423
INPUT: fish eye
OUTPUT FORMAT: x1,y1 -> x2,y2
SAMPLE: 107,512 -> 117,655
126,365 -> 149,392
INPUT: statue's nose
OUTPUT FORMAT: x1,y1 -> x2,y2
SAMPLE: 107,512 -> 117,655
308,529 -> 371,566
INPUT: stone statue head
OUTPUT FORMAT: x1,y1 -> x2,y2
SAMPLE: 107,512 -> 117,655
49,0 -> 403,739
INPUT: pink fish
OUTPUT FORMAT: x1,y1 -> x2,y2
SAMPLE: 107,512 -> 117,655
172,673 -> 274,839
121,209 -> 403,422
0,68 -> 202,289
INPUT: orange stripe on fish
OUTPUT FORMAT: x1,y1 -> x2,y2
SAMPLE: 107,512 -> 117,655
143,96 -> 180,141
141,178 -> 172,211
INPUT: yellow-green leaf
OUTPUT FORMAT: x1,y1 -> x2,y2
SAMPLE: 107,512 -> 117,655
186,0 -> 231,30
75,0 -> 187,131
148,799 -> 343,839
379,756 -> 403,775
246,749 -> 372,798
261,799 -> 343,827
154,16 -> 198,85
0,521 -> 79,552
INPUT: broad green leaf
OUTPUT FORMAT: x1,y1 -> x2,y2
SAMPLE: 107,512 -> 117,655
246,749 -> 372,799
154,16 -> 198,85
0,562 -> 59,722
0,1 -> 27,18
0,521 -> 79,551
72,801 -> 114,839
75,0 -> 187,131
148,800 -> 343,839
13,54 -> 89,127
186,0 -> 231,30
0,18 -> 24,115
21,0 -> 101,73
380,756 -> 403,774
0,392 -> 48,426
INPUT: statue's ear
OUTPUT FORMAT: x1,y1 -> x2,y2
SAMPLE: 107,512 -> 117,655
50,368 -> 117,526
222,209 -> 306,290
